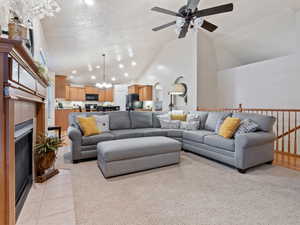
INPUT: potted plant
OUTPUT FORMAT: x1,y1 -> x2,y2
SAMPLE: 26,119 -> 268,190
35,134 -> 63,177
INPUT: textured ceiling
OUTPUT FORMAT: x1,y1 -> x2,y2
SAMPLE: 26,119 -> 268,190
42,0 -> 300,84
42,0 -> 187,85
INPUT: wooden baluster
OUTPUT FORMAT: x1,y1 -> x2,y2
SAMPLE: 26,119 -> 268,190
288,112 -> 291,154
295,112 -> 298,155
276,111 -> 279,152
282,112 -> 285,153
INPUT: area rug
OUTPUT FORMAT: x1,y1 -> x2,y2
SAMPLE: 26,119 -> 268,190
71,152 -> 300,225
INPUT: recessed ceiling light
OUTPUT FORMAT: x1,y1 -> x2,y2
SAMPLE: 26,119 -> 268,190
70,75 -> 74,79
88,64 -> 93,71
119,64 -> 124,69
116,55 -> 122,62
124,72 -> 129,77
96,65 -> 100,69
72,70 -> 77,74
111,77 -> 116,81
91,75 -> 96,80
131,61 -> 137,67
83,0 -> 94,6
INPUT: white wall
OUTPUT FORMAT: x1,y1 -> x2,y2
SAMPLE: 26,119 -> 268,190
218,53 -> 300,108
138,33 -> 197,112
197,31 -> 218,108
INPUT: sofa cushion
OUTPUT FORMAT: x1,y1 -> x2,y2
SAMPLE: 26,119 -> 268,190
130,111 -> 153,128
153,112 -> 167,128
183,130 -> 215,143
142,128 -> 168,137
111,129 -> 145,139
204,135 -> 235,152
188,111 -> 209,129
82,133 -> 114,146
166,129 -> 184,138
232,112 -> 276,132
108,111 -> 131,130
205,112 -> 232,131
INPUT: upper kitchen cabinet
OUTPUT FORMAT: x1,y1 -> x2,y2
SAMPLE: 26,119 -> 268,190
69,87 -> 85,101
139,85 -> 153,101
98,89 -> 105,102
128,85 -> 140,94
85,86 -> 99,94
55,75 -> 67,98
105,88 -> 114,102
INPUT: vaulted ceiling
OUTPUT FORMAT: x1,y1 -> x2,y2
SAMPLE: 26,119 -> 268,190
42,0 -> 300,84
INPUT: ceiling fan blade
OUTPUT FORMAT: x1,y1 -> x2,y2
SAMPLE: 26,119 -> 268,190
201,20 -> 218,32
151,7 -> 183,17
194,3 -> 233,18
187,0 -> 200,11
178,21 -> 190,39
152,21 -> 176,31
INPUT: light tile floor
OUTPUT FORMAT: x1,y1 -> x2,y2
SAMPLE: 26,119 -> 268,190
17,168 -> 76,225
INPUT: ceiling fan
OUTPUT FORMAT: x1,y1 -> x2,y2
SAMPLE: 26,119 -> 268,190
151,0 -> 234,39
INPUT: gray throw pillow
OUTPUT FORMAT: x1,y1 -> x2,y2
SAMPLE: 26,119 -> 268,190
234,119 -> 259,137
215,118 -> 226,133
180,121 -> 200,130
159,119 -> 181,129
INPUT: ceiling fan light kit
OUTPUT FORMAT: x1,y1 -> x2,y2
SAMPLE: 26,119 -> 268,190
151,0 -> 233,39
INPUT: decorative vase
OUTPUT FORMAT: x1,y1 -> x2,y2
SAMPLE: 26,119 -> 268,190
35,151 -> 56,176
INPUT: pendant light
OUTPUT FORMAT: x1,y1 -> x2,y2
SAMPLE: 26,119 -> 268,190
96,54 -> 112,89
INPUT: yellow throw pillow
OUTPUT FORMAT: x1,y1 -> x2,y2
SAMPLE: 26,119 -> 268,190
170,114 -> 187,121
77,117 -> 101,137
218,117 -> 241,139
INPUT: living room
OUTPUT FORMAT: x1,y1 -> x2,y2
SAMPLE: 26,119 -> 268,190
0,0 -> 300,225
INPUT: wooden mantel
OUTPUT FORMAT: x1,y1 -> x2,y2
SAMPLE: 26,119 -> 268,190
0,38 -> 48,225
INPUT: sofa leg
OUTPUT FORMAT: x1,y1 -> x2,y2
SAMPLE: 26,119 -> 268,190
266,160 -> 273,165
73,160 -> 80,164
237,168 -> 247,174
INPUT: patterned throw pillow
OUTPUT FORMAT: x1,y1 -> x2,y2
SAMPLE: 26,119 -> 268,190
159,119 -> 181,129
234,119 -> 259,137
180,121 -> 200,130
92,115 -> 110,132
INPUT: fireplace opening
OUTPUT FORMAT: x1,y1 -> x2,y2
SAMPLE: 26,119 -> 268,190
15,119 -> 33,220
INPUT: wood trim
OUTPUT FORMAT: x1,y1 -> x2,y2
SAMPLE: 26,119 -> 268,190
5,98 -> 16,225
0,53 -> 7,225
36,103 -> 46,135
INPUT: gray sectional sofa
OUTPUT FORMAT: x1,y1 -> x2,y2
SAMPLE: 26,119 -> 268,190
67,111 -> 276,173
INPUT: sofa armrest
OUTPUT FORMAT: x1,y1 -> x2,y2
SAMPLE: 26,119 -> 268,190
235,132 -> 275,149
67,126 -> 82,143
235,132 -> 275,170
67,126 -> 82,162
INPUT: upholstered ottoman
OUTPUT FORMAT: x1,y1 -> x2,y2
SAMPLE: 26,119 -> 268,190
97,136 -> 182,178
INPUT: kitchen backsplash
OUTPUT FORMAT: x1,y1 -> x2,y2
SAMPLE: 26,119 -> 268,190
56,100 -> 114,108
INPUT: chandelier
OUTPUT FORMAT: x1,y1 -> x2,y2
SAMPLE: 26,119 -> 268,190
8,0 -> 61,26
96,54 -> 113,89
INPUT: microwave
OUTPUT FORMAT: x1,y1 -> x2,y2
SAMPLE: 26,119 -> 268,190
85,94 -> 99,101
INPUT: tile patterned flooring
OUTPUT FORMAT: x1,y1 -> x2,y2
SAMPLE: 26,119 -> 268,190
17,169 -> 76,225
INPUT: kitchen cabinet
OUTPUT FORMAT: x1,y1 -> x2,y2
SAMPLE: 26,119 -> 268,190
128,85 -> 140,94
55,109 -> 80,131
55,75 -> 67,98
69,87 -> 78,100
77,88 -> 85,101
98,89 -> 105,102
85,86 -> 99,94
140,85 -> 153,101
69,87 -> 85,101
65,85 -> 70,100
105,88 -> 114,102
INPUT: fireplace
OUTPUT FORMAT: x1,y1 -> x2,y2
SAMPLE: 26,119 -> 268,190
15,120 -> 34,220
